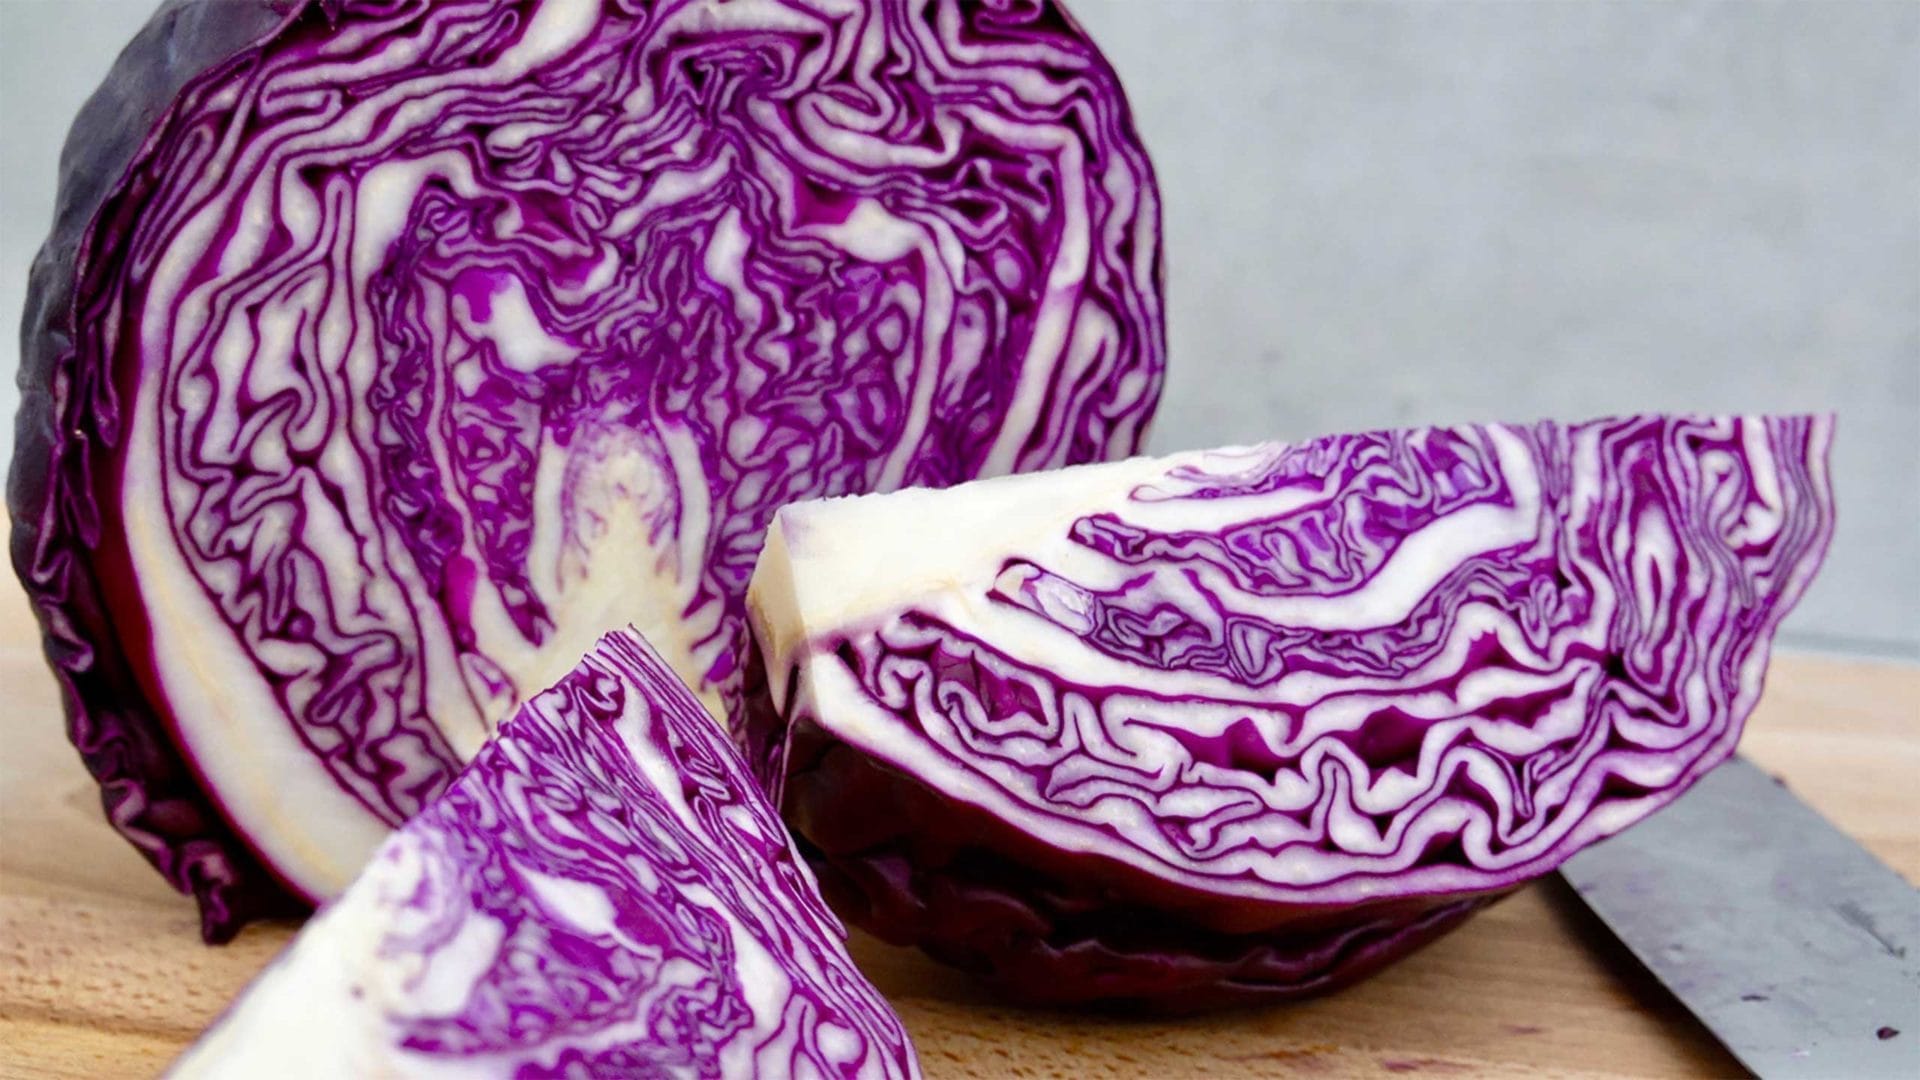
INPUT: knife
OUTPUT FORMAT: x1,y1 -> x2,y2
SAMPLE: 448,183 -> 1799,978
1562,755 -> 1919,1078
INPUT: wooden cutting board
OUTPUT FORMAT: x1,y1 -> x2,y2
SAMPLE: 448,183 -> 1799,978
3,563 -> 1915,1079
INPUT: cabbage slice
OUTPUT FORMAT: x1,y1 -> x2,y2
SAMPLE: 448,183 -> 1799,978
743,414 -> 1835,1009
11,0 -> 1162,938
172,628 -> 919,1079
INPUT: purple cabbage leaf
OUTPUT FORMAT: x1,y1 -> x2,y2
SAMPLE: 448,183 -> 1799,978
742,413 -> 1836,1010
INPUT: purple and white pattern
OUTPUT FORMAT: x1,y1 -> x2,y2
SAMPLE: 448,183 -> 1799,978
11,0 -> 1162,932
745,414 -> 1834,1007
173,628 -> 919,1079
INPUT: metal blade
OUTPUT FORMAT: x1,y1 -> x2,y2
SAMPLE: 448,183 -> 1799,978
1562,755 -> 1919,1079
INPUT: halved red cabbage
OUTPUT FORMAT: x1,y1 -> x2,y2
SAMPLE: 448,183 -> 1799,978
742,414 -> 1835,1009
170,628 -> 919,1078
9,0 -> 1162,937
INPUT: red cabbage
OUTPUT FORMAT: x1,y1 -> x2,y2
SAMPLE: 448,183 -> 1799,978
170,628 -> 919,1078
9,0 -> 1162,938
742,414 -> 1835,1009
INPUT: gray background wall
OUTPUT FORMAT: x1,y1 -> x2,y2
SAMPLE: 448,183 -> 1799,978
3,0 -> 1916,659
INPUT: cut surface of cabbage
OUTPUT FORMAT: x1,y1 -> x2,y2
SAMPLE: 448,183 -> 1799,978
743,414 -> 1834,1008
171,628 -> 920,1079
11,0 -> 1161,935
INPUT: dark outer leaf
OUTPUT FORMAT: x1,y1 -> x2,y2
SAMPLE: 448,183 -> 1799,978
9,0 -> 320,941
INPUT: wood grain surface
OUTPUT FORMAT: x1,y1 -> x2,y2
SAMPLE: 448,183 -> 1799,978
2,560 -> 1914,1079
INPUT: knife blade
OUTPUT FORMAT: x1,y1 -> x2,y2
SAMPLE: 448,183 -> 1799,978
1562,755 -> 1919,1078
